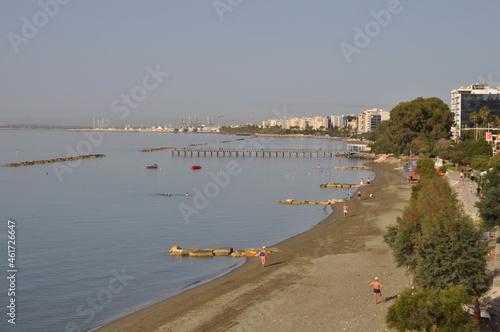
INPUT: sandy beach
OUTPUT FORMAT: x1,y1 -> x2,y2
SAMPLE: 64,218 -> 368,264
97,159 -> 413,332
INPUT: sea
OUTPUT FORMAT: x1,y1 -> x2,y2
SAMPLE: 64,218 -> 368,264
0,130 -> 374,332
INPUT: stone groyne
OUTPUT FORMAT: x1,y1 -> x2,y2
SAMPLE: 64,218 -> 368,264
276,198 -> 345,206
140,147 -> 175,152
320,183 -> 361,188
333,166 -> 370,170
169,245 -> 282,258
2,154 -> 106,167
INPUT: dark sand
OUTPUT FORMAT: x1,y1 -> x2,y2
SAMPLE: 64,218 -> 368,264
97,159 -> 412,332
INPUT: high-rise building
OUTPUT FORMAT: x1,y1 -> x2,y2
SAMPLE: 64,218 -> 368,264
329,115 -> 344,128
356,108 -> 389,134
451,83 -> 500,139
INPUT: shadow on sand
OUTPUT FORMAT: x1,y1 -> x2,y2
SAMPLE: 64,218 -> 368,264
265,261 -> 286,267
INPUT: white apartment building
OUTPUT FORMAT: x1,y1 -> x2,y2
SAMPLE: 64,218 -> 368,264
329,115 -> 344,128
310,116 -> 329,130
451,83 -> 500,139
356,108 -> 389,134
286,117 -> 301,129
262,111 -> 389,133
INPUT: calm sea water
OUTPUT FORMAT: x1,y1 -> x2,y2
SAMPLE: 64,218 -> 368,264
0,130 -> 373,332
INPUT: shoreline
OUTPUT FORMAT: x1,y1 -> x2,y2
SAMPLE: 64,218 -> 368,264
97,159 -> 412,332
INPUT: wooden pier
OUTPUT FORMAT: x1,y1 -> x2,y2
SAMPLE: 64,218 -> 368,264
171,149 -> 348,158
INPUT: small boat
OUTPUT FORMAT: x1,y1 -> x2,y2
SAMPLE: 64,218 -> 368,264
144,164 -> 158,169
191,165 -> 202,170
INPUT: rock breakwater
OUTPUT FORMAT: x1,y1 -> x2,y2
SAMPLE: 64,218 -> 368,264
169,245 -> 281,258
276,198 -> 345,206
2,154 -> 106,167
140,147 -> 175,152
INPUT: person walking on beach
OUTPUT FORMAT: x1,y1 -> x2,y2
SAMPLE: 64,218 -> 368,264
360,178 -> 364,186
343,203 -> 349,217
367,177 -> 371,185
259,246 -> 269,267
357,189 -> 361,200
369,277 -> 386,304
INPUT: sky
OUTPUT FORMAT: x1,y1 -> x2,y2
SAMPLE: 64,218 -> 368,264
1,0 -> 500,127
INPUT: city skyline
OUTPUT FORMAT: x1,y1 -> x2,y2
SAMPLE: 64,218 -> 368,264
2,1 -> 500,126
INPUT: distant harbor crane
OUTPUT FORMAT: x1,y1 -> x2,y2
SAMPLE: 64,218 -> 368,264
214,115 -> 224,128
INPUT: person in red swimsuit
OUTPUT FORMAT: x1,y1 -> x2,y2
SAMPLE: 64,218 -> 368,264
259,246 -> 269,267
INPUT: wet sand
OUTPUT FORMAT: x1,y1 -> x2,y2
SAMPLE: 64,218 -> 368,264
97,159 -> 413,332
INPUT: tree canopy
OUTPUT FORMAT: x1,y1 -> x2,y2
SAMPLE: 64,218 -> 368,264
476,159 -> 500,230
384,156 -> 489,327
386,286 -> 475,332
375,97 -> 454,155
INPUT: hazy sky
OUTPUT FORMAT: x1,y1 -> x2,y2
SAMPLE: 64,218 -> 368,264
1,0 -> 500,127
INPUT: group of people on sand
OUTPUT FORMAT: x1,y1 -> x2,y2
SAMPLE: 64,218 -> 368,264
259,173 -> 387,304
359,177 -> 371,186
343,177 -> 371,217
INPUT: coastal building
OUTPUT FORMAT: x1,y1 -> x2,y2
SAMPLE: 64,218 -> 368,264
263,119 -> 285,128
329,115 -> 344,128
451,83 -> 500,139
356,108 -> 389,134
311,116 -> 329,130
261,111 -> 390,133
298,117 -> 308,130
343,115 -> 357,131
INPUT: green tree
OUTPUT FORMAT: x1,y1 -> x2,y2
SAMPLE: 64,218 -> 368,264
375,97 -> 454,154
385,171 -> 489,297
386,286 -> 475,332
385,176 -> 460,273
471,155 -> 491,171
415,215 -> 489,296
416,156 -> 439,179
445,138 -> 492,166
476,159 -> 500,230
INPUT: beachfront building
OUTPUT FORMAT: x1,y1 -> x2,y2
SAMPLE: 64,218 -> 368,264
262,119 -> 285,128
343,114 -> 358,131
329,115 -> 344,128
262,111 -> 390,133
262,116 -> 330,130
451,83 -> 500,139
286,117 -> 301,129
356,108 -> 389,134
310,116 -> 329,130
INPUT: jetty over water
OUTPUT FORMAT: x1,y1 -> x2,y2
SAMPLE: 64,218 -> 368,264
171,148 -> 348,158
